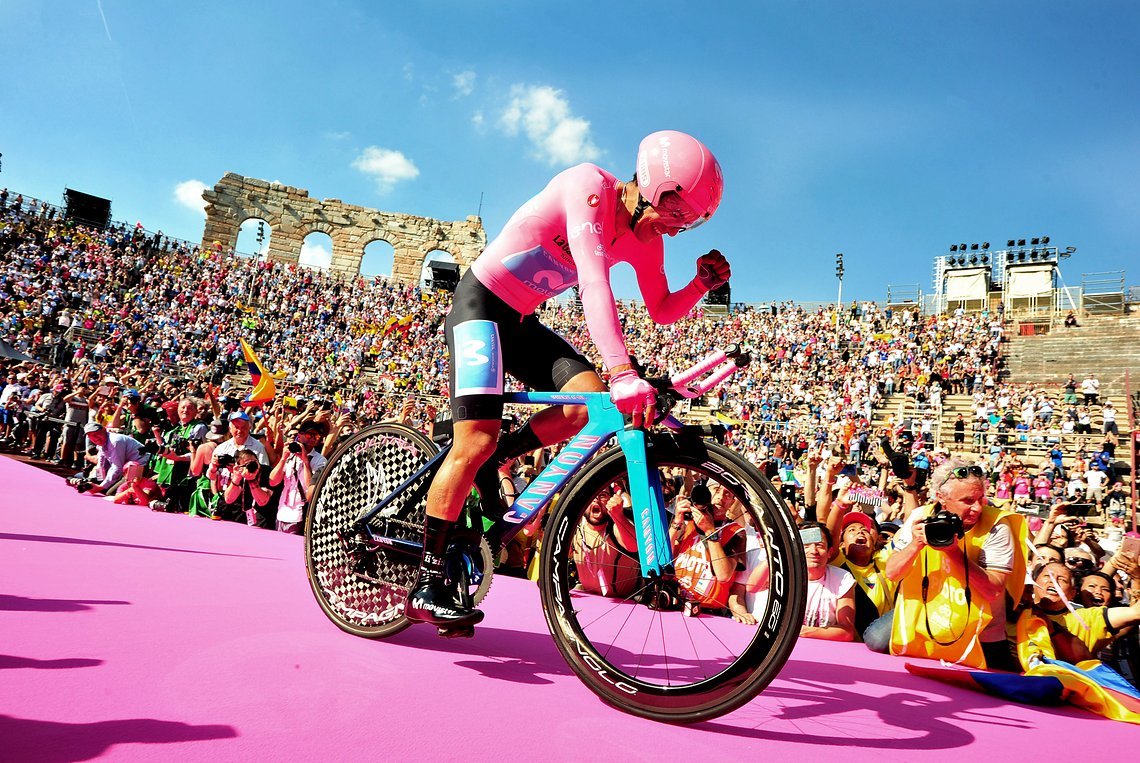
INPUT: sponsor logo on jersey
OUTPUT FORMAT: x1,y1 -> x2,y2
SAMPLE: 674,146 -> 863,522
501,246 -> 577,298
569,221 -> 602,239
586,193 -> 600,207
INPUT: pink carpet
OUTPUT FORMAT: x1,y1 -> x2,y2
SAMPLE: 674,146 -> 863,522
0,455 -> 1132,762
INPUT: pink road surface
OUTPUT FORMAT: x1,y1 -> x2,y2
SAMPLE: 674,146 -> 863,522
0,455 -> 1131,762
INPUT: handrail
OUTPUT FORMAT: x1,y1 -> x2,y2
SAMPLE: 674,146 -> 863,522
1127,369 -> 1137,533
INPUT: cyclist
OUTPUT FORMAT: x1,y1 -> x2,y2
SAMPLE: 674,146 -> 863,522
404,130 -> 731,633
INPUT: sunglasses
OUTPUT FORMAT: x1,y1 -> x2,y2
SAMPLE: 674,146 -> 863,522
947,465 -> 985,480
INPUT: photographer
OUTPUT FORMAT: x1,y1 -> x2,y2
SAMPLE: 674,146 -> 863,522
69,422 -> 147,496
883,458 -> 1029,670
222,449 -> 273,527
149,397 -> 207,513
268,419 -> 328,534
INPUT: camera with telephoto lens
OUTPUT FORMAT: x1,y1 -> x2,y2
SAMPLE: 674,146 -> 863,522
880,436 -> 912,480
162,434 -> 189,455
216,453 -> 235,469
924,508 -> 965,548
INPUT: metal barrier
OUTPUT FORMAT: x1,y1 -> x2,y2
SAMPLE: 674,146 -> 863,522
1081,271 -> 1126,315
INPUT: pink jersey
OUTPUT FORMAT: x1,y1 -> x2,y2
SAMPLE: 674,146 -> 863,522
471,163 -> 707,371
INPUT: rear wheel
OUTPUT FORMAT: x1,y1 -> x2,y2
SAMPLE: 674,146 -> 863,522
540,436 -> 806,723
304,424 -> 439,639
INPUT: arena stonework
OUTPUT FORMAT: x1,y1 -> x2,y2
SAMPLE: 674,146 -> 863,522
200,172 -> 486,281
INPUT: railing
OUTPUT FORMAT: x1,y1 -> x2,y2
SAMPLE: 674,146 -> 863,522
1127,369 -> 1137,532
1081,271 -> 1127,315
2,190 -> 204,255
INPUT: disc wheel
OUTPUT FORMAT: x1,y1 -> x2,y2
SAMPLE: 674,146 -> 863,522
539,435 -> 806,723
304,424 -> 439,639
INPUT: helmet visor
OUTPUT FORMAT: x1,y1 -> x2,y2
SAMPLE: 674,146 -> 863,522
652,192 -> 709,232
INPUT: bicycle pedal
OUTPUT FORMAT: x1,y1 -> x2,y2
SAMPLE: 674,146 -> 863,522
437,624 -> 476,639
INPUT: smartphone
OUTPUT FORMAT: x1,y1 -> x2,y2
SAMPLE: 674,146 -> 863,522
800,526 -> 823,545
1120,535 -> 1140,560
1066,503 -> 1095,517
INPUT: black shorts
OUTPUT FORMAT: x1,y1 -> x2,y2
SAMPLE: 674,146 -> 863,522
446,269 -> 595,421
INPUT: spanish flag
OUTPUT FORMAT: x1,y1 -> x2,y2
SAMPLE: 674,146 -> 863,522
240,339 -> 276,408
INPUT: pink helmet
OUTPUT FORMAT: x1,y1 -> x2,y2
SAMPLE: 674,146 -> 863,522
636,130 -> 723,229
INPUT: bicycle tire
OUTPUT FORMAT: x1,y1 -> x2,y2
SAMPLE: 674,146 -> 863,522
539,435 -> 806,723
305,423 -> 439,639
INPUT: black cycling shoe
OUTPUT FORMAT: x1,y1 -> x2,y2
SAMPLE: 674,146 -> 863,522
404,574 -> 484,628
437,624 -> 476,639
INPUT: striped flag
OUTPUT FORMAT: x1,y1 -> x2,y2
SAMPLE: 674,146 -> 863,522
239,339 -> 276,408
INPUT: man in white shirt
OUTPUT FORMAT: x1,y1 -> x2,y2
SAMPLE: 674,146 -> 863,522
1080,373 -> 1100,405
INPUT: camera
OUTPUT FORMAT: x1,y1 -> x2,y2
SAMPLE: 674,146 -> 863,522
288,442 -> 303,454
243,462 -> 259,474
216,453 -> 235,468
163,435 -> 189,455
924,508 -> 965,548
880,436 -> 912,480
74,479 -> 93,494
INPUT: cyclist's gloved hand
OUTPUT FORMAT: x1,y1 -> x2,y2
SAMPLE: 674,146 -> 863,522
695,250 -> 731,291
610,370 -> 656,428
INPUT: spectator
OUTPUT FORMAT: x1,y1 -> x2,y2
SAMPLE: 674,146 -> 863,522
571,482 -> 640,598
798,521 -> 856,641
221,448 -> 272,527
268,419 -> 328,534
1080,373 -> 1100,406
70,422 -> 146,496
885,459 -> 1028,670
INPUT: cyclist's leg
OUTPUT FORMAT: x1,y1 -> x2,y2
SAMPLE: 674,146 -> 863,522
406,272 -> 509,628
496,314 -> 602,461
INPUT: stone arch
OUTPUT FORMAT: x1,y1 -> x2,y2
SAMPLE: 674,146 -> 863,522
235,216 -> 275,259
361,237 -> 396,278
200,172 -> 486,282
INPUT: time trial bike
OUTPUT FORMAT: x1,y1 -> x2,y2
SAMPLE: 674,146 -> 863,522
304,345 -> 806,723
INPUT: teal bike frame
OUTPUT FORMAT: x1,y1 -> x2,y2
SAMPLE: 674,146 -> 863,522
497,391 -> 672,578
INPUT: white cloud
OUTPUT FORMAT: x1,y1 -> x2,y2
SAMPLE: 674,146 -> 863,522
299,239 -> 332,270
472,111 -> 485,131
324,130 -> 352,141
350,146 -> 420,192
173,179 -> 208,215
498,84 -> 600,166
452,70 -> 476,97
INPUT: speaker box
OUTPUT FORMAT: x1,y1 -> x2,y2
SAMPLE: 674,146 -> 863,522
429,261 -> 460,292
63,188 -> 112,230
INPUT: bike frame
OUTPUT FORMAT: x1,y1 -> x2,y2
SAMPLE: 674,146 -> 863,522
353,391 -> 673,578
351,345 -> 748,579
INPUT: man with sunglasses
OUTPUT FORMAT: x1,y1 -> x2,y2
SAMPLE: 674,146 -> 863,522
405,131 -> 729,632
884,459 -> 1029,670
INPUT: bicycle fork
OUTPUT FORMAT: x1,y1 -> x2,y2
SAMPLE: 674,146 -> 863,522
615,428 -> 673,580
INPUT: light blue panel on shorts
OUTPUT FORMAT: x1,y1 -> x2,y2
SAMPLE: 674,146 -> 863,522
453,319 -> 503,397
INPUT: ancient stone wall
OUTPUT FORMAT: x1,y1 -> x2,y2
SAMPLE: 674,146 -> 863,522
200,172 -> 485,281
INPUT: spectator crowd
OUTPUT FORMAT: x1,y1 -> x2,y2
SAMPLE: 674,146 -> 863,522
3,189 -> 1139,702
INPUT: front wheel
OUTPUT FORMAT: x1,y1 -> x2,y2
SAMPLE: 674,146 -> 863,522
540,436 -> 806,723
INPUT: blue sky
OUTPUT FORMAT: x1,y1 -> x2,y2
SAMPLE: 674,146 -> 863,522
2,1 -> 1138,302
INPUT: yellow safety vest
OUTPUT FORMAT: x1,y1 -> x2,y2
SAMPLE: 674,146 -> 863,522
890,502 -> 1027,668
